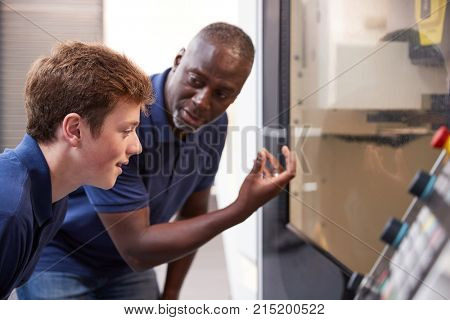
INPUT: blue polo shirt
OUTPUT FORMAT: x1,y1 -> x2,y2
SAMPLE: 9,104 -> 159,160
0,134 -> 68,299
34,69 -> 228,277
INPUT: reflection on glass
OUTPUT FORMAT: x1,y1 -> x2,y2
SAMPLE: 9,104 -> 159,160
289,0 -> 450,273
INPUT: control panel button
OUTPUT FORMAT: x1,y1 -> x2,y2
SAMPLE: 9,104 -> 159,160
409,171 -> 436,200
381,218 -> 409,248
431,126 -> 449,149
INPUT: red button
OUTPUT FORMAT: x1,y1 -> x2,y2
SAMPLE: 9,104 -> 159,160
431,126 -> 449,148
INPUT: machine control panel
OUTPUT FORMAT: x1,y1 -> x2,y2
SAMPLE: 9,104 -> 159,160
355,126 -> 450,299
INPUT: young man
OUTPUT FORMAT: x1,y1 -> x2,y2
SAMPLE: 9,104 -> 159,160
0,41 -> 153,299
19,23 -> 296,299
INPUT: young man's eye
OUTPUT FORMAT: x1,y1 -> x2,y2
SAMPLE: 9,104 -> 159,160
123,129 -> 133,136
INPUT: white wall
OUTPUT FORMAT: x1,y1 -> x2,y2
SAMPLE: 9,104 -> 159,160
215,0 -> 261,300
104,0 -> 238,73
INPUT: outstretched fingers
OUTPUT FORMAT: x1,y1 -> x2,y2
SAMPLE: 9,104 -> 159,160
272,146 -> 296,185
262,148 -> 284,176
251,147 -> 296,184
250,151 -> 266,176
282,145 -> 297,178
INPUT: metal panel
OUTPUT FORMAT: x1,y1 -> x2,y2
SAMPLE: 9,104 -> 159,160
0,0 -> 102,150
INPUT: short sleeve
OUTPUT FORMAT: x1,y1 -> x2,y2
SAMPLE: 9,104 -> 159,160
84,154 -> 149,213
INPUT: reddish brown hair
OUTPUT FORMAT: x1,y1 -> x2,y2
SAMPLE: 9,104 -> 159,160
25,41 -> 154,142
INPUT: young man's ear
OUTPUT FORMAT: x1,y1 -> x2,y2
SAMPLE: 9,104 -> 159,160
172,48 -> 186,71
62,113 -> 82,147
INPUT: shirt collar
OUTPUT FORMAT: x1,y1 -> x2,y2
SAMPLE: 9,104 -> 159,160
148,68 -> 178,143
14,134 -> 53,227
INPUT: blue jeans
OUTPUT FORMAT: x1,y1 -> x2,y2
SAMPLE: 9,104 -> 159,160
16,269 -> 160,300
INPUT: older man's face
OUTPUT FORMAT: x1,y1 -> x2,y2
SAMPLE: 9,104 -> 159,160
165,37 -> 252,133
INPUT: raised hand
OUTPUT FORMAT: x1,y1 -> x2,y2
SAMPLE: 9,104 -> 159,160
236,146 -> 297,215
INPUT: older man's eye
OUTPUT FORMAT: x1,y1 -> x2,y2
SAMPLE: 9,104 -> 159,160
216,91 -> 228,100
188,75 -> 202,87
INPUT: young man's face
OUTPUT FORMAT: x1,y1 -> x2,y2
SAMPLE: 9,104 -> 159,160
81,98 -> 142,189
165,37 -> 252,133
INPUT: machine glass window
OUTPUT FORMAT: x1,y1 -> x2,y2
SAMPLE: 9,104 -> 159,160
289,0 -> 450,273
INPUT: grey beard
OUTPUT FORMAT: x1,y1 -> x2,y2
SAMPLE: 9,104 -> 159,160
172,109 -> 198,133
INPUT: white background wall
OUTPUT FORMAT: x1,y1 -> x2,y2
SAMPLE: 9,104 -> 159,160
104,0 -> 238,74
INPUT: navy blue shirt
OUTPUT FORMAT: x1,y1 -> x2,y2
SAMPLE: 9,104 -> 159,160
34,69 -> 228,277
0,134 -> 68,299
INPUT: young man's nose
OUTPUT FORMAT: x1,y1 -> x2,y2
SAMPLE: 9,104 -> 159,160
128,132 -> 142,155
